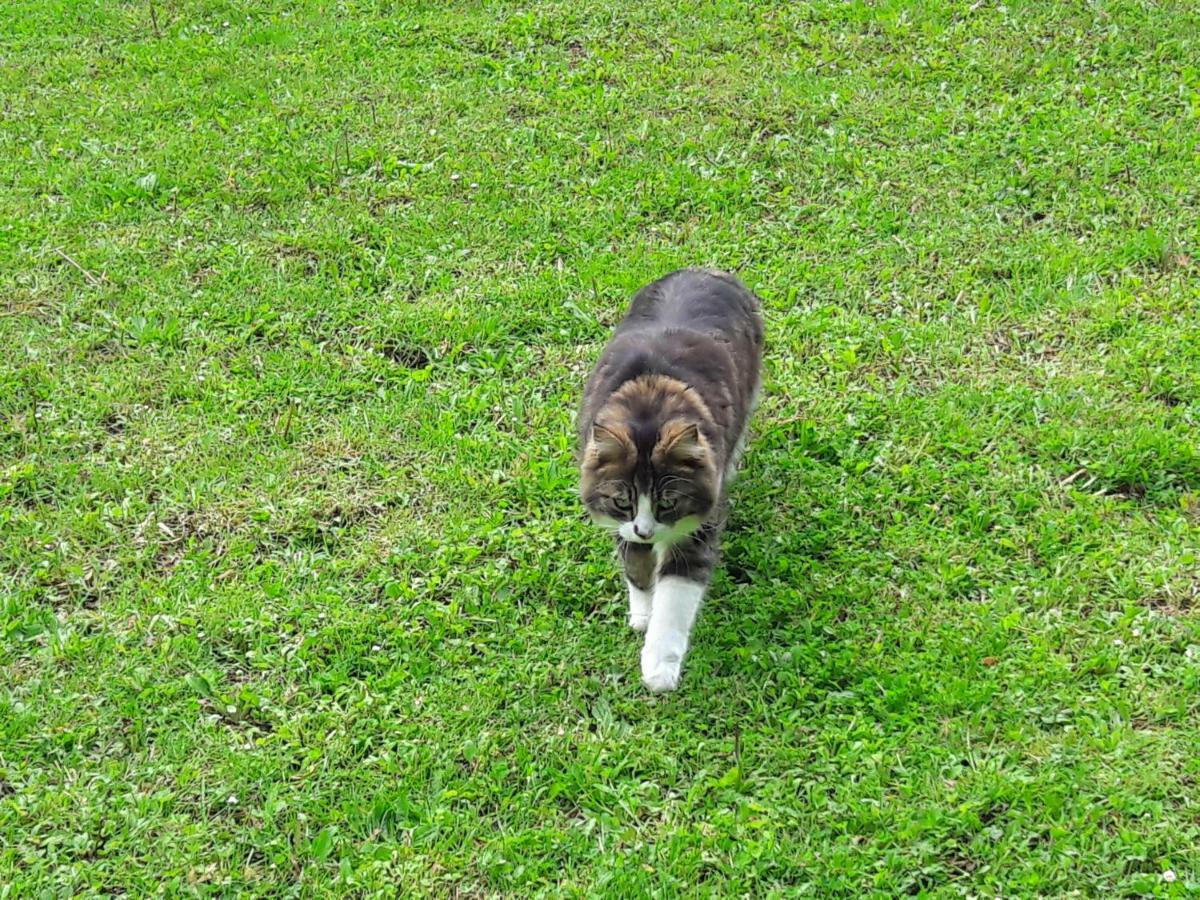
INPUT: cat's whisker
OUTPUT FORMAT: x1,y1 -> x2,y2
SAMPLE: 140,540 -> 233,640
669,542 -> 693,580
657,475 -> 691,490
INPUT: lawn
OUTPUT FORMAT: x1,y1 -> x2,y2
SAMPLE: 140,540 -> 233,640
2,0 -> 1199,894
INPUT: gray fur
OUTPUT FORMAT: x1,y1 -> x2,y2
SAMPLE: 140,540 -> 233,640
578,268 -> 764,591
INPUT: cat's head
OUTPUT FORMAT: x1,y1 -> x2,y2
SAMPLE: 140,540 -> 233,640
580,376 -> 720,545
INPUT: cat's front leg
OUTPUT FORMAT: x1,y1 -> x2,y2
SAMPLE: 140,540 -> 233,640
621,540 -> 655,633
641,527 -> 718,693
641,576 -> 705,692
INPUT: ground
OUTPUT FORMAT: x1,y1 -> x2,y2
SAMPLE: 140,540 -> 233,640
2,0 -> 1199,895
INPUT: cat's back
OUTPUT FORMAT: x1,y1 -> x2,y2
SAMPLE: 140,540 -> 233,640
620,268 -> 762,343
579,268 -> 764,450
612,269 -> 763,384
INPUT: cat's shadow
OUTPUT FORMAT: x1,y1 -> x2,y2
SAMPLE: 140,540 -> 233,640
683,460 -> 861,694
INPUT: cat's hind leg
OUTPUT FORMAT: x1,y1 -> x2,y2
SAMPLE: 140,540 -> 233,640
724,379 -> 761,484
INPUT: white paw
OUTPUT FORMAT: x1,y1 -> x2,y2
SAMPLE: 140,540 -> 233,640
641,653 -> 682,693
626,581 -> 652,633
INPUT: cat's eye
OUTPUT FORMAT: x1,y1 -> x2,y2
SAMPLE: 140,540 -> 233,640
613,492 -> 633,513
658,496 -> 676,511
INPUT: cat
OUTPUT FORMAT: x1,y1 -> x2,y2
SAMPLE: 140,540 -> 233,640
577,268 -> 764,692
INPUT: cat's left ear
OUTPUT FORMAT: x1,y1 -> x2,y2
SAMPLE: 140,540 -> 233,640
655,420 -> 706,466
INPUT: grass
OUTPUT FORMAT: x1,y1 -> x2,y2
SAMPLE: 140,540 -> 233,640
2,0 -> 1199,894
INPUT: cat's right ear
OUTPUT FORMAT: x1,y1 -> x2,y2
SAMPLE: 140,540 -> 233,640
588,423 -> 632,464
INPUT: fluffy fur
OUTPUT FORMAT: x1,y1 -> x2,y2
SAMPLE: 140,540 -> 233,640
578,268 -> 763,692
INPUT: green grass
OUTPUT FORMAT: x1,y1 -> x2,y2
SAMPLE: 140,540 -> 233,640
2,0 -> 1199,894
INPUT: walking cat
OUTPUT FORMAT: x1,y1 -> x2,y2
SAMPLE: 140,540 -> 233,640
577,269 -> 763,692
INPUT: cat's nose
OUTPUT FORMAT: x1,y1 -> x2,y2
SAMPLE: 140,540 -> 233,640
633,522 -> 652,539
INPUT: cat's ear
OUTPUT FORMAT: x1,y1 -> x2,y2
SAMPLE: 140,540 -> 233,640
655,420 -> 706,466
588,423 -> 632,463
